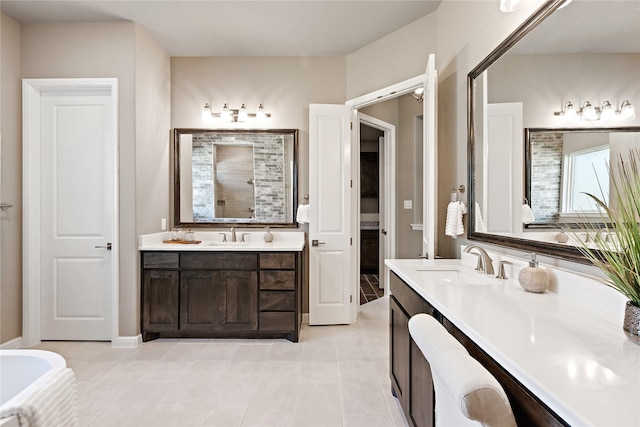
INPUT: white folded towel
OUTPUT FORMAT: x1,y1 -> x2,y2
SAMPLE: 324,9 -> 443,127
475,202 -> 487,233
522,203 -> 535,224
445,201 -> 467,239
0,368 -> 78,427
296,204 -> 310,224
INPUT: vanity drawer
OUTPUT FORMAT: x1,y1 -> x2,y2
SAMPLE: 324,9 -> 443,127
181,253 -> 257,270
260,291 -> 295,311
259,312 -> 295,331
260,271 -> 295,290
260,253 -> 295,269
143,252 -> 179,269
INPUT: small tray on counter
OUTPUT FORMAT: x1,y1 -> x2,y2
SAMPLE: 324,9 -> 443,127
162,240 -> 202,245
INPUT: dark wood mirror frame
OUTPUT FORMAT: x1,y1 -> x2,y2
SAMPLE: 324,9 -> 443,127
466,0 -> 594,263
173,128 -> 299,228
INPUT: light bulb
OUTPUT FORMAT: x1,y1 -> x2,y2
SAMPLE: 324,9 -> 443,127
620,101 -> 636,119
221,103 -> 232,122
563,101 -> 577,119
238,104 -> 248,122
500,0 -> 521,12
600,101 -> 615,120
202,103 -> 212,122
582,101 -> 598,121
257,104 -> 266,121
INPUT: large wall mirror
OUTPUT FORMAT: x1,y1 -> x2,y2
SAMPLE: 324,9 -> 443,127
174,129 -> 298,228
467,0 -> 640,262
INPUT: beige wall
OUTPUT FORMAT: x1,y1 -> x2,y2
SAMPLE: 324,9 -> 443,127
1,13 -> 22,344
133,25 -> 172,336
346,13 -> 437,100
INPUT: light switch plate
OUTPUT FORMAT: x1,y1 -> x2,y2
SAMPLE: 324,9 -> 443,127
403,200 -> 412,209
161,218 -> 167,231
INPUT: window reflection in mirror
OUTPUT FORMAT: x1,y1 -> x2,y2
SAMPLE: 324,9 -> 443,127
174,129 -> 298,227
525,128 -> 640,227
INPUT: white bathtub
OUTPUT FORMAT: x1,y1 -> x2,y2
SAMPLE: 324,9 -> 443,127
0,350 -> 67,427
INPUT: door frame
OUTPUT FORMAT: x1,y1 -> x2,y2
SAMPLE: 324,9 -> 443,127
346,74 -> 425,311
356,113 -> 396,294
22,78 -> 119,347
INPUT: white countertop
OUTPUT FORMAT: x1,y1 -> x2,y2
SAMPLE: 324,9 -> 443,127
139,231 -> 305,252
385,257 -> 640,427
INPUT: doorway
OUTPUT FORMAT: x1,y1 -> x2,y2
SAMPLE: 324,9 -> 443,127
359,124 -> 384,304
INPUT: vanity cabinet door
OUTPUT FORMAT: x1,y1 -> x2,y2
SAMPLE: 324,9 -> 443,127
180,270 -> 258,331
180,271 -> 220,331
390,295 -> 410,415
142,270 -> 179,333
218,271 -> 258,331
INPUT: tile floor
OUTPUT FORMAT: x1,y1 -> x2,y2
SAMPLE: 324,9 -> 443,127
359,274 -> 385,305
34,297 -> 407,427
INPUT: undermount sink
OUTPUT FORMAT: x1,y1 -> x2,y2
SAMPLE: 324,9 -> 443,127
204,241 -> 250,247
415,268 -> 496,285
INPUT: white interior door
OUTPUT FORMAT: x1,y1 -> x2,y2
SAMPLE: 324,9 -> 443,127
308,104 -> 353,325
24,79 -> 118,342
423,53 -> 438,259
485,102 -> 523,236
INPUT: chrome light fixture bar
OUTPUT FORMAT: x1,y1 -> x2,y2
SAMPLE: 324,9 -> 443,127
554,100 -> 636,121
202,103 -> 271,123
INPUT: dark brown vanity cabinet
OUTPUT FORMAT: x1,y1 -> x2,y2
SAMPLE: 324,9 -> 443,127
390,273 -> 435,427
141,251 -> 301,342
390,272 -> 567,427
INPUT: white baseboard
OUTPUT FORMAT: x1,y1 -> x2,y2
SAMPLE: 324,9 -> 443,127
111,334 -> 142,348
302,313 -> 309,324
0,337 -> 24,349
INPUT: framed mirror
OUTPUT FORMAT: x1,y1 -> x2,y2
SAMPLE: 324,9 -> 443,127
467,0 -> 640,262
174,128 -> 298,228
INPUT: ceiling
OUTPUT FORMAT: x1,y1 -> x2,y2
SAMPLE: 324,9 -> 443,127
0,0 -> 442,57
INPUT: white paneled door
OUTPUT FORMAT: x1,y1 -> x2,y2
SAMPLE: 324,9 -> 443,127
24,79 -> 117,342
308,104 -> 353,325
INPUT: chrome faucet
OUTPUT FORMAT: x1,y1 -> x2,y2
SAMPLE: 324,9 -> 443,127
230,227 -> 237,242
463,245 -> 495,275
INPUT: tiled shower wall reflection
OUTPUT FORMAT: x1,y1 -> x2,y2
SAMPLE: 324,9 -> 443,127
192,134 -> 286,221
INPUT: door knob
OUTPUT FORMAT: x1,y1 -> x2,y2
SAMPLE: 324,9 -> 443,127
311,240 -> 326,246
95,243 -> 112,250
0,202 -> 14,210
381,229 -> 387,235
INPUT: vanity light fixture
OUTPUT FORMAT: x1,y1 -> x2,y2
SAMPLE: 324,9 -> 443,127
499,0 -> 520,12
620,100 -> 636,119
410,87 -> 424,102
581,101 -> 598,121
201,103 -> 271,123
559,101 -> 577,119
555,100 -> 636,121
600,101 -> 615,120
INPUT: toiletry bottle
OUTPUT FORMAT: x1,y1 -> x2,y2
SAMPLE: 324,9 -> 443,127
518,253 -> 549,293
263,226 -> 273,243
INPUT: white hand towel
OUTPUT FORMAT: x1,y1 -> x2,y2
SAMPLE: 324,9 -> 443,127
475,202 -> 487,233
296,204 -> 310,224
0,368 -> 78,427
445,201 -> 467,239
522,204 -> 535,224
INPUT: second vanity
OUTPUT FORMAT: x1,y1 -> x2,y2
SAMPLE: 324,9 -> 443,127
386,252 -> 640,427
139,231 -> 304,342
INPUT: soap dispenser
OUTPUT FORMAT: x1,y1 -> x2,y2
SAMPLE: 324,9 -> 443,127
263,226 -> 273,243
518,253 -> 549,293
